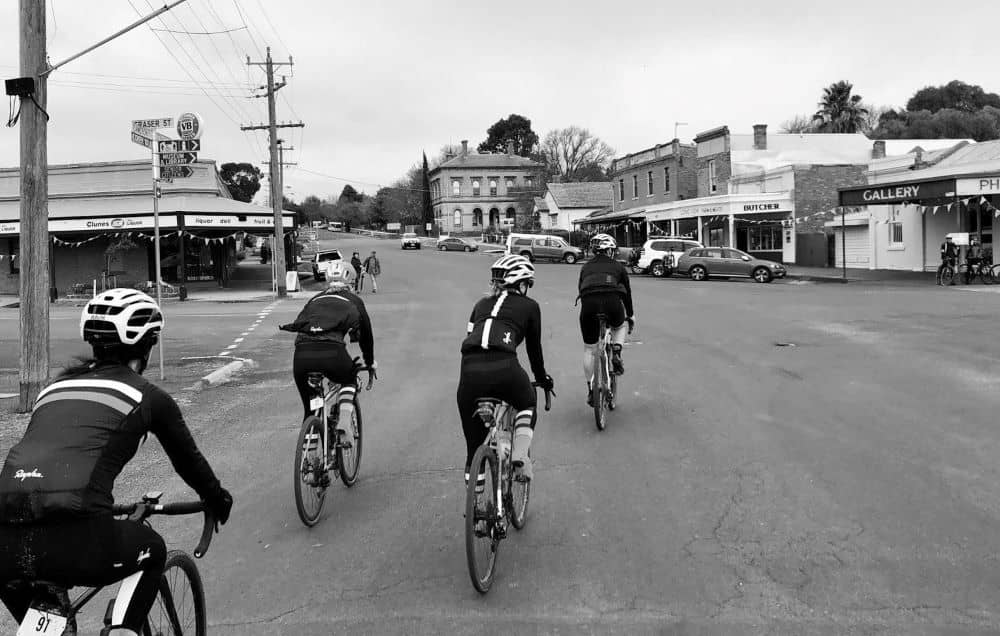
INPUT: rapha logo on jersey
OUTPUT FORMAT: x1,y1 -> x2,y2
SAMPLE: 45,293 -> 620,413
309,326 -> 323,332
137,548 -> 151,564
503,332 -> 512,344
13,469 -> 43,482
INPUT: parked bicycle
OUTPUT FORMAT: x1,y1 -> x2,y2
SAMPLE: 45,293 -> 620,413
465,383 -> 554,594
940,257 -> 994,285
6,492 -> 215,636
293,366 -> 375,527
591,313 -> 620,431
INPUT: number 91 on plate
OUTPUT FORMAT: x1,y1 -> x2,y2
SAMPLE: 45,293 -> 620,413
17,608 -> 68,635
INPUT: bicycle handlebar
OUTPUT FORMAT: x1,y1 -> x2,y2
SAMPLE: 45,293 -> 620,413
112,500 -> 216,559
531,382 -> 555,411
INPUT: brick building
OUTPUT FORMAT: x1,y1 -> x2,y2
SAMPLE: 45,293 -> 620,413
428,140 -> 543,234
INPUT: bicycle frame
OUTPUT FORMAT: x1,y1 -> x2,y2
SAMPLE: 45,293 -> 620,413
305,369 -> 373,475
476,401 -> 515,525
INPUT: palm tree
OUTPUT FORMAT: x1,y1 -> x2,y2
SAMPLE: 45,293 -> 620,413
812,81 -> 869,133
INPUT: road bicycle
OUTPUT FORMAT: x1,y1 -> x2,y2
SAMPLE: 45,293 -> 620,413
293,366 -> 375,527
940,257 -> 994,285
6,492 -> 215,636
465,383 -> 554,594
591,313 -> 620,431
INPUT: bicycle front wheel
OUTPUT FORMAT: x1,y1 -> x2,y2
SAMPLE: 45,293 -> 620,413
465,444 -> 500,594
294,415 -> 328,527
145,550 -> 206,636
337,397 -> 363,487
509,447 -> 530,531
593,349 -> 607,431
941,266 -> 955,285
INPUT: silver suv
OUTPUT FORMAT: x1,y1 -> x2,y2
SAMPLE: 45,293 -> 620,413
635,237 -> 703,277
510,236 -> 583,264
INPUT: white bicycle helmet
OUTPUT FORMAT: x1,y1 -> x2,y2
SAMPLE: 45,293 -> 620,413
491,254 -> 535,288
325,259 -> 356,287
80,288 -> 164,346
591,233 -> 617,253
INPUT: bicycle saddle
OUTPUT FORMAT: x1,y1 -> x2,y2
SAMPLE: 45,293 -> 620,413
306,372 -> 325,385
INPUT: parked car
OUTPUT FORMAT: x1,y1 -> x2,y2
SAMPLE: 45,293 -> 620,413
633,237 -> 703,277
400,232 -> 421,250
676,247 -> 786,283
310,248 -> 343,281
436,236 -> 479,252
508,235 -> 583,264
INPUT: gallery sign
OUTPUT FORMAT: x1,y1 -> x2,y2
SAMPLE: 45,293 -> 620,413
839,179 -> 955,206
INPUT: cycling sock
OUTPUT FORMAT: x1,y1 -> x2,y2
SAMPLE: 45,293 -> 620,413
512,427 -> 533,466
336,387 -> 357,432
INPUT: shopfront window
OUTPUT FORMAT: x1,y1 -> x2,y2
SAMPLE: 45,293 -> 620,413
708,227 -> 725,247
749,225 -> 781,251
7,240 -> 18,274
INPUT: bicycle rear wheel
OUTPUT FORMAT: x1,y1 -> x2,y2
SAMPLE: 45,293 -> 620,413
337,397 -> 363,487
293,415 -> 328,526
145,550 -> 206,636
465,444 -> 500,594
509,445 -> 530,530
982,266 -> 995,285
941,266 -> 955,285
608,342 -> 619,411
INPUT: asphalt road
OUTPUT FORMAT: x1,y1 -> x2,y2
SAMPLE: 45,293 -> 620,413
3,236 -> 1000,635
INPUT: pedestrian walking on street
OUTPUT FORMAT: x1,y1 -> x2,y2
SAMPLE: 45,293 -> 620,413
351,252 -> 363,292
363,250 -> 381,293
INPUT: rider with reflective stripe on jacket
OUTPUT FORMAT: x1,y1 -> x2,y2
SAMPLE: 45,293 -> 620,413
578,233 -> 635,406
0,289 -> 233,636
458,255 -> 554,485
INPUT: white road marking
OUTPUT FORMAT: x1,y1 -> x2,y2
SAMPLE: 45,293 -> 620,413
234,338 -> 244,343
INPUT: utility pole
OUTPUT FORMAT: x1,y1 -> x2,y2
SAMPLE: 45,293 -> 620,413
18,0 -> 47,411
259,141 -> 297,294
241,47 -> 303,298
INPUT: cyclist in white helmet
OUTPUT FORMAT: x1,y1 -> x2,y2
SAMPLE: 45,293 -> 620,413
577,233 -> 634,406
458,255 -> 554,485
281,260 -> 377,438
0,289 -> 232,636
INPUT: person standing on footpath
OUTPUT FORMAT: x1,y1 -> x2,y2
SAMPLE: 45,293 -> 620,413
363,250 -> 381,293
937,235 -> 959,285
350,252 -> 363,292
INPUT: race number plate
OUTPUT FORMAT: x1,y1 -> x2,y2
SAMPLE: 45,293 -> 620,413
17,608 -> 68,636
310,396 -> 324,411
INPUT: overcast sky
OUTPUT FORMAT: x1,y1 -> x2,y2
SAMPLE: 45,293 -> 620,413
1,0 -> 998,203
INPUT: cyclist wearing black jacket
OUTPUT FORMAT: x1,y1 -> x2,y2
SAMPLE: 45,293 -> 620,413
284,260 -> 376,436
578,233 -> 634,406
0,289 -> 232,636
458,255 -> 553,483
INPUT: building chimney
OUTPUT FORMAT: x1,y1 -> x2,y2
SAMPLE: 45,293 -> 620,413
753,124 -> 767,150
507,139 -> 514,155
872,140 -> 886,159
461,139 -> 469,156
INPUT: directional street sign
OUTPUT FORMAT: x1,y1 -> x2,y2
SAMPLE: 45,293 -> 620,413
156,139 -> 201,153
132,117 -> 173,132
159,152 -> 197,166
159,166 -> 194,179
131,131 -> 153,149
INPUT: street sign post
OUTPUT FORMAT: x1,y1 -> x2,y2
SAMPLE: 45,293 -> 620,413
131,131 -> 153,148
132,117 -> 173,132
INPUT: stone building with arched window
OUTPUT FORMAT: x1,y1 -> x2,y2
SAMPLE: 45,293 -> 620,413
428,139 -> 543,235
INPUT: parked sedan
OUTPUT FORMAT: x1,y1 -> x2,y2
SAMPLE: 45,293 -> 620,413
436,236 -> 479,252
676,247 -> 786,283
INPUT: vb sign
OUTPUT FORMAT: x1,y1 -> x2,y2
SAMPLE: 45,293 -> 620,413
176,112 -> 203,141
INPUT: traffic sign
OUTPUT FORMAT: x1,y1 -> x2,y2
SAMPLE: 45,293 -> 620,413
132,117 -> 173,132
131,131 -> 153,149
159,166 -> 194,179
157,139 -> 201,153
176,112 -> 203,140
159,152 -> 197,166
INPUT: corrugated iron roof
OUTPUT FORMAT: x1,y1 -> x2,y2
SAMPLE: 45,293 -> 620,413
436,152 -> 543,170
547,182 -> 613,208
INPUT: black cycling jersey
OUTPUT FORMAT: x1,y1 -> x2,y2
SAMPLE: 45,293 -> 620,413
461,290 -> 546,382
291,287 -> 375,367
578,254 -> 634,317
0,362 -> 223,523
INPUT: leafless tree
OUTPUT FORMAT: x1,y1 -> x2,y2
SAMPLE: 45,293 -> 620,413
540,126 -> 615,182
858,103 -> 892,136
429,144 -> 464,169
779,114 -> 817,134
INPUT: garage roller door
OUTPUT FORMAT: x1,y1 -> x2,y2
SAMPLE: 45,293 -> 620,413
833,226 -> 870,268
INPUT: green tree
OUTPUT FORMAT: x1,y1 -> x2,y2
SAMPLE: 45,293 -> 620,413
478,114 -> 539,156
338,184 -> 364,203
811,81 -> 869,133
421,152 -> 433,236
219,162 -> 262,202
907,80 -> 1000,114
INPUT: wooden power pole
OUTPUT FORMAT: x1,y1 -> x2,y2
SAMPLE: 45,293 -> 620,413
18,0 -> 48,411
241,48 -> 302,297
